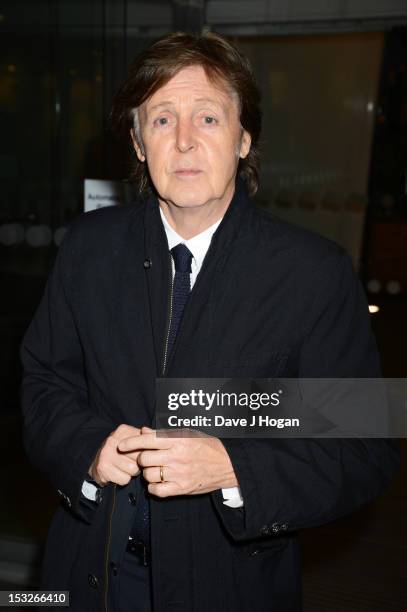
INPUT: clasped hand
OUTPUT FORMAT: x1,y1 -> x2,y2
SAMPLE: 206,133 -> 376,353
88,424 -> 238,497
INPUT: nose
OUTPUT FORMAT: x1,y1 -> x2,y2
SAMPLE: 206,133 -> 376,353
175,117 -> 196,153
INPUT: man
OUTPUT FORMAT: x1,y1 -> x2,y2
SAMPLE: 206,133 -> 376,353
21,32 -> 399,612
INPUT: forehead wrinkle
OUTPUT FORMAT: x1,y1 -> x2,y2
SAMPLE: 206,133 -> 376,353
145,94 -> 236,122
148,97 -> 226,113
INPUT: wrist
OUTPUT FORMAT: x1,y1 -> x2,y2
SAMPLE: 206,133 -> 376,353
215,439 -> 239,488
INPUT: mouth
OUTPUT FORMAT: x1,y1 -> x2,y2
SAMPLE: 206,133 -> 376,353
174,169 -> 202,177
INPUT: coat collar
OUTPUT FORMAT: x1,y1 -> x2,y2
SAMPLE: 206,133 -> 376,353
159,206 -> 222,274
143,176 -> 253,259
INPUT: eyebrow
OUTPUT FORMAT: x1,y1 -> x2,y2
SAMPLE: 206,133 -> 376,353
147,97 -> 226,114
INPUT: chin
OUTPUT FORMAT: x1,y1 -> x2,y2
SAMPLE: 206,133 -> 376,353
166,185 -> 213,208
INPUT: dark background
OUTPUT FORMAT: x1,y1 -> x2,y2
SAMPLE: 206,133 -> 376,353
1,2 -> 406,610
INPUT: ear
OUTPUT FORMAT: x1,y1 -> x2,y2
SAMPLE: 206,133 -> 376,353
130,128 -> 145,162
239,129 -> 251,160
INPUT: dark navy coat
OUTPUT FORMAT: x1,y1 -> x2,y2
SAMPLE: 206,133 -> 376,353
21,180 -> 400,611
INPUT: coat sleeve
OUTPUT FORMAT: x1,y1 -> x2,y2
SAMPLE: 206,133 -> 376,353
20,226 -> 115,523
212,248 -> 400,542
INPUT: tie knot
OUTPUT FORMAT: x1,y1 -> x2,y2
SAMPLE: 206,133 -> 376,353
171,243 -> 193,273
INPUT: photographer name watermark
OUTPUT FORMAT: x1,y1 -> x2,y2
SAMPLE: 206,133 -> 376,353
167,413 -> 299,429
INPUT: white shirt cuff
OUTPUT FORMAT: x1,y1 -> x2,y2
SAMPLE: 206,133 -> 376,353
221,486 -> 244,508
81,480 -> 98,501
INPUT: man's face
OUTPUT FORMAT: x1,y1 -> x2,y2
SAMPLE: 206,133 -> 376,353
131,65 -> 251,210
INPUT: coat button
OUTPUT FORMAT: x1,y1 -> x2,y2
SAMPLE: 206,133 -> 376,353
128,493 -> 137,506
110,562 -> 118,576
143,259 -> 152,269
88,574 -> 99,589
260,525 -> 270,536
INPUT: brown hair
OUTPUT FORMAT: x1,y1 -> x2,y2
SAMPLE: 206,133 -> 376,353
110,31 -> 262,197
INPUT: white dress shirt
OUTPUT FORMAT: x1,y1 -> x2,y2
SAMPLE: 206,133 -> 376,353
81,206 -> 243,509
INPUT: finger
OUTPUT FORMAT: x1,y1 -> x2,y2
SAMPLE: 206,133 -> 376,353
99,465 -> 132,487
118,433 -> 171,453
119,450 -> 142,462
96,451 -> 140,483
137,450 -> 170,468
115,445 -> 141,461
141,426 -> 155,434
113,455 -> 141,477
142,466 -> 166,484
111,424 -> 141,441
148,481 -> 179,498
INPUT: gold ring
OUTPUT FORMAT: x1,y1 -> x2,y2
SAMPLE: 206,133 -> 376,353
159,465 -> 164,482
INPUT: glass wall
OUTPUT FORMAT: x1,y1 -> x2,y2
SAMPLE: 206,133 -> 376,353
235,33 -> 384,268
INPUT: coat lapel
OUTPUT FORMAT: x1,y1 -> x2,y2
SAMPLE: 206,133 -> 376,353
142,193 -> 172,378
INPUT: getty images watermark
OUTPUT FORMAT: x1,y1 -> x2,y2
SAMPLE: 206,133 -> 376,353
165,387 -> 297,430
156,378 -> 407,438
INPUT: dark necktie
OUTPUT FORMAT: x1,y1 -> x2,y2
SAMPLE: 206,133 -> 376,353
130,243 -> 193,547
166,243 -> 193,361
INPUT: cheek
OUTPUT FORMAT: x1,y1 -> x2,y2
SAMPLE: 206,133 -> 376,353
205,139 -> 239,174
145,142 -> 169,178
144,131 -> 169,155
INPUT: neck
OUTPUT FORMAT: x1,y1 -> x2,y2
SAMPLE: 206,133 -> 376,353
158,183 -> 235,240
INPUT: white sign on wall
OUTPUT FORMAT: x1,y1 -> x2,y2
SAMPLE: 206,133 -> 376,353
84,179 -> 123,212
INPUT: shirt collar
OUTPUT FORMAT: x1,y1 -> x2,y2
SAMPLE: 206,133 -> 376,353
159,206 -> 223,269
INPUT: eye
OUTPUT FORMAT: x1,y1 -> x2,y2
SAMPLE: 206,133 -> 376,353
203,116 -> 217,125
153,116 -> 170,127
